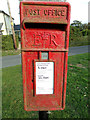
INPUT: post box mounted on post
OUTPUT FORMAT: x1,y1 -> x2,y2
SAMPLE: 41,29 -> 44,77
20,1 -> 71,111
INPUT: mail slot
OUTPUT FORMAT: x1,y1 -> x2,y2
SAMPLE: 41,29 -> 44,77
20,1 -> 71,111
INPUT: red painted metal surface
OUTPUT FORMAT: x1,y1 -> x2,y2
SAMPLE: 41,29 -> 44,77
20,1 -> 71,111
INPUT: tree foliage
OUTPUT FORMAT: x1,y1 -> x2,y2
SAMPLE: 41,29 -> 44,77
71,20 -> 82,29
70,20 -> 88,38
70,26 -> 82,41
69,20 -> 89,46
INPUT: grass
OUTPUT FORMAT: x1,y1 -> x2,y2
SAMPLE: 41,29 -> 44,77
49,53 -> 89,119
2,49 -> 21,56
70,36 -> 89,47
2,53 -> 89,119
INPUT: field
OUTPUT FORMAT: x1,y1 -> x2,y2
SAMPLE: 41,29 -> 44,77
2,53 -> 89,119
69,36 -> 89,47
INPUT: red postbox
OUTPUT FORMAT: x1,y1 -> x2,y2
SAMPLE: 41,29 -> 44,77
20,1 -> 71,111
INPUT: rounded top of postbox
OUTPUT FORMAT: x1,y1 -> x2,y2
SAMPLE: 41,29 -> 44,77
21,0 -> 67,2
20,0 -> 70,6
20,1 -> 71,25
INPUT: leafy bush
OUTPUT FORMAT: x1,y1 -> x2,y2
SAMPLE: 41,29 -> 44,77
69,26 -> 89,47
69,26 -> 82,41
2,34 -> 19,50
88,30 -> 90,35
82,29 -> 88,36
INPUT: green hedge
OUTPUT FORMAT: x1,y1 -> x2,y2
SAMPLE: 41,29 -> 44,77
69,26 -> 89,46
69,26 -> 82,41
2,34 -> 19,50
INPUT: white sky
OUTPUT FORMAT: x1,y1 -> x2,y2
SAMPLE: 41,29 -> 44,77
0,0 -> 89,24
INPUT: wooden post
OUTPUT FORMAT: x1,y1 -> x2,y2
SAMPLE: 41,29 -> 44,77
7,0 -> 17,50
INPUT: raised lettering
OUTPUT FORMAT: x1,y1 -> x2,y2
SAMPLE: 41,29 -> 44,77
29,9 -> 33,15
48,10 -> 52,16
61,10 -> 65,16
33,34 -> 41,46
32,33 -> 58,47
24,8 -> 66,17
52,10 -> 56,16
25,9 -> 28,16
37,9 -> 40,15
57,10 -> 61,16
50,35 -> 58,46
33,10 -> 36,15
44,10 -> 47,16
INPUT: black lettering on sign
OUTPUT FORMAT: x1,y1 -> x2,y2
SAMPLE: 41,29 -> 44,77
40,67 -> 47,69
43,76 -> 49,79
38,75 -> 43,79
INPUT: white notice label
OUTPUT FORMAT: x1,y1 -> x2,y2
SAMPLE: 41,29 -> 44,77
36,62 -> 54,94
